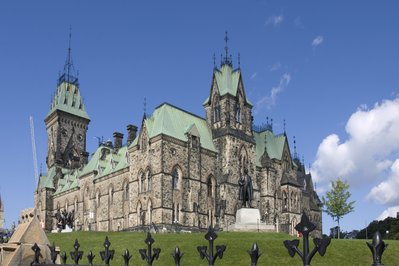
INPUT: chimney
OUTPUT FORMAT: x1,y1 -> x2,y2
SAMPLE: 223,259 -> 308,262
127,124 -> 138,145
113,132 -> 124,149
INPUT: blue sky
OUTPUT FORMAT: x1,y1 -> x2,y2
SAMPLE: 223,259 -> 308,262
1,1 -> 399,234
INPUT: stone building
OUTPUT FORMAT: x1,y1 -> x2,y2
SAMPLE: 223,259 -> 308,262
35,39 -> 322,235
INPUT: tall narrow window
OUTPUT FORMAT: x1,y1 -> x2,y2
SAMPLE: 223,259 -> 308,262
147,171 -> 152,191
235,104 -> 241,123
283,192 -> 288,211
214,104 -> 221,122
140,172 -> 145,192
172,203 -> 175,222
207,176 -> 213,197
172,168 -> 179,190
124,183 -> 129,201
176,204 -> 180,222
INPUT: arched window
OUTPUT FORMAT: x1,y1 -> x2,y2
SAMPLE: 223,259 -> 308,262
140,172 -> 145,192
283,191 -> 288,211
290,191 -> 294,211
172,203 -> 176,223
235,104 -> 241,123
96,190 -> 100,207
213,94 -> 221,123
207,176 -> 214,197
124,182 -> 129,201
147,170 -> 152,191
172,167 -> 179,190
176,203 -> 180,223
137,202 -> 143,225
109,187 -> 114,204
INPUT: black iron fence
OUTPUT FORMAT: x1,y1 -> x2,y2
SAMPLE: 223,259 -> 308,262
30,212 -> 387,266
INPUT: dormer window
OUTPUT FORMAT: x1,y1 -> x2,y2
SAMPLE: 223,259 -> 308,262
191,135 -> 199,148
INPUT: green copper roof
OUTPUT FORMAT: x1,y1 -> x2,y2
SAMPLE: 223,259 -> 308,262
215,64 -> 241,97
46,81 -> 90,120
39,145 -> 129,195
254,130 -> 286,167
204,64 -> 253,106
138,103 -> 217,153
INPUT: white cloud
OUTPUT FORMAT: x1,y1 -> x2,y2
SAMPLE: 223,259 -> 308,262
312,36 -> 324,47
367,159 -> 399,204
377,206 -> 399,221
265,15 -> 284,27
255,73 -> 291,112
270,62 -> 281,71
250,72 -> 257,79
312,98 -> 399,200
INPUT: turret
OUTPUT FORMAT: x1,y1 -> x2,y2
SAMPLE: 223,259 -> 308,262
45,31 -> 90,170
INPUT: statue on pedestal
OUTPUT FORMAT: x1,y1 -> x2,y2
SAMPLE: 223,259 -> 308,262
238,168 -> 253,208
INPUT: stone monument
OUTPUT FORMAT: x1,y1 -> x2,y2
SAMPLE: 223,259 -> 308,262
230,169 -> 274,232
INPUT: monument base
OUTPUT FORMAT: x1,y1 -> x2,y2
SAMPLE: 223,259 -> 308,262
229,208 -> 275,232
61,225 -> 73,233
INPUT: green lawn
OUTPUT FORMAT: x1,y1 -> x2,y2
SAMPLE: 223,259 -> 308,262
47,231 -> 399,265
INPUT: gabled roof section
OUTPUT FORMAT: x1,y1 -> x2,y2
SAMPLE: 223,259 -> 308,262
39,145 -> 129,195
204,64 -> 253,106
46,81 -> 90,120
215,64 -> 241,98
281,174 -> 301,187
141,103 -> 217,153
254,130 -> 286,167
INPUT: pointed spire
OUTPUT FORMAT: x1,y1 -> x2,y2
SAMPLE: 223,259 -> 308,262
59,26 -> 78,86
238,53 -> 241,68
213,53 -> 216,69
283,119 -> 286,135
143,97 -> 147,119
293,136 -> 299,160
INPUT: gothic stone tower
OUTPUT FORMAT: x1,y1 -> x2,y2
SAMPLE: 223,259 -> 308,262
45,45 -> 90,171
203,37 -> 257,226
36,36 -> 90,230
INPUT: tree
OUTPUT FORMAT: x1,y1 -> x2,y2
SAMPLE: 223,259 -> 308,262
322,179 -> 355,239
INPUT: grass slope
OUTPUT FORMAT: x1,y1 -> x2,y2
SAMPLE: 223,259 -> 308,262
48,231 -> 399,265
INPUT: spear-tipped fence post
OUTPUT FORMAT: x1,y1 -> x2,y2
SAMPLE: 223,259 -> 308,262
367,231 -> 388,266
70,239 -> 83,264
60,251 -> 67,264
48,242 -> 59,264
197,226 -> 226,266
171,246 -> 184,266
31,243 -> 41,265
139,232 -> 161,265
283,212 -> 331,266
87,250 -> 95,265
248,242 -> 261,266
100,236 -> 115,266
122,249 -> 132,266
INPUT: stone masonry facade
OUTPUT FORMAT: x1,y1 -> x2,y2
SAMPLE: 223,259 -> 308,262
34,44 -> 322,236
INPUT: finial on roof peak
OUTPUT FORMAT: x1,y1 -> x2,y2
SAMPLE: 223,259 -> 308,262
143,97 -> 147,119
221,31 -> 233,67
58,26 -> 78,86
293,136 -> 299,160
283,119 -> 286,134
